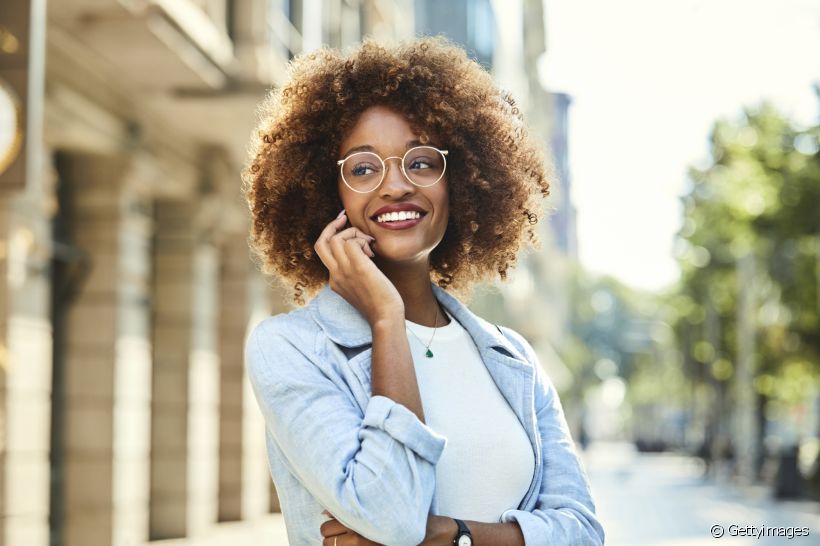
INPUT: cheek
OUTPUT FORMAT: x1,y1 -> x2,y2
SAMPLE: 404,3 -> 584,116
337,183 -> 357,210
338,191 -> 369,227
435,185 -> 449,221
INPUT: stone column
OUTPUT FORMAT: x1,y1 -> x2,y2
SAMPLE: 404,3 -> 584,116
0,0 -> 51,535
217,234 -> 262,521
243,269 -> 285,516
54,152 -> 153,546
0,183 -> 54,546
150,200 -> 220,539
217,233 -> 286,519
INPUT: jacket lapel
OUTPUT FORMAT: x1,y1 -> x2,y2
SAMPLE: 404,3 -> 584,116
308,283 -> 535,436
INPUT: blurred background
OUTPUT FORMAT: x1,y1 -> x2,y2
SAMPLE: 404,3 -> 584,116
0,0 -> 818,545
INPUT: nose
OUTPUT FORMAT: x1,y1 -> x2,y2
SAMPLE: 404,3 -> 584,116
379,156 -> 414,197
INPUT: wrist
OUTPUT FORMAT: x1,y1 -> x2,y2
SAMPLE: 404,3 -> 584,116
451,518 -> 473,546
370,312 -> 406,332
434,516 -> 459,545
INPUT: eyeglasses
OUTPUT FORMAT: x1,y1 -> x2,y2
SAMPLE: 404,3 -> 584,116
337,146 -> 449,194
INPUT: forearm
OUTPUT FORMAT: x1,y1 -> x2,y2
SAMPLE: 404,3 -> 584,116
463,520 -> 525,546
421,516 -> 524,546
371,317 -> 426,423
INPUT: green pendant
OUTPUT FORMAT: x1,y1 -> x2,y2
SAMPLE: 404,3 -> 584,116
425,349 -> 434,358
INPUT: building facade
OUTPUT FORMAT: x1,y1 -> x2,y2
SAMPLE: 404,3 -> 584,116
0,2 -> 414,545
0,1 -> 575,545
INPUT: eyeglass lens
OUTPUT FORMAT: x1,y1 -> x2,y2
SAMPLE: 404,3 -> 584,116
340,146 -> 446,192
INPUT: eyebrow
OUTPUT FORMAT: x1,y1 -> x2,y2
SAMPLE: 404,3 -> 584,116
340,139 -> 424,159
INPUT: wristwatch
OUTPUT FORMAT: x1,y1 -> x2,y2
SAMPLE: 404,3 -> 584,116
452,518 -> 473,546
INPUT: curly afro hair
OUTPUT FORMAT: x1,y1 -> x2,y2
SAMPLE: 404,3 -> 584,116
243,36 -> 552,306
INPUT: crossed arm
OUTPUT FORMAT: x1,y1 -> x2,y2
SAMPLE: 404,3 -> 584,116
320,512 -> 525,545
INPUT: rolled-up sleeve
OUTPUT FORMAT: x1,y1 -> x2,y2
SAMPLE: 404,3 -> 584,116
246,318 -> 446,546
499,328 -> 606,546
362,395 -> 446,464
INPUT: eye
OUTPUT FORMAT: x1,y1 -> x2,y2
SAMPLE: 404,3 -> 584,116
408,157 -> 433,170
350,162 -> 380,176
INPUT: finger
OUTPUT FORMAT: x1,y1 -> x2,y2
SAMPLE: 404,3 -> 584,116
344,238 -> 375,265
364,239 -> 375,258
332,226 -> 375,243
329,226 -> 375,267
314,235 -> 337,272
322,535 -> 347,546
329,231 -> 354,272
349,237 -> 374,258
320,518 -> 348,537
316,213 -> 350,253
314,216 -> 349,272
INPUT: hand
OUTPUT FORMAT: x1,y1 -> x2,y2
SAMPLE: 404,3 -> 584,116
320,511 -> 456,546
314,211 -> 404,325
320,512 -> 384,545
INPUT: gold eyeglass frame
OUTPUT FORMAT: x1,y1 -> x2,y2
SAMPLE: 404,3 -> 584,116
337,145 -> 449,194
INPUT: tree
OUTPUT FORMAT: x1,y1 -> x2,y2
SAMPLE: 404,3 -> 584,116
675,94 -> 819,491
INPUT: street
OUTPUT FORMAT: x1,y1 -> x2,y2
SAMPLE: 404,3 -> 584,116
585,442 -> 820,545
256,442 -> 820,545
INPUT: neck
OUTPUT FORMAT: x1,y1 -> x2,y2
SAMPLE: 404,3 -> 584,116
375,257 -> 449,327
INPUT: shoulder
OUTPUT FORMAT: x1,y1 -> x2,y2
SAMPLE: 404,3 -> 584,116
245,306 -> 325,376
495,324 -> 538,364
494,324 -> 558,398
248,305 -> 316,343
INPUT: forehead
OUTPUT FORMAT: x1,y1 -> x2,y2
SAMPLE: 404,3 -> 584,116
340,106 -> 418,150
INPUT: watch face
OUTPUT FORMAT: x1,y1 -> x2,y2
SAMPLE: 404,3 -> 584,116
458,536 -> 472,546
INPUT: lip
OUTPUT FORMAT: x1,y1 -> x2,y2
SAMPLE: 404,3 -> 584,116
369,203 -> 428,219
371,215 -> 426,230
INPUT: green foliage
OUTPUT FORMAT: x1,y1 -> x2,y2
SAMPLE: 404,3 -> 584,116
675,95 -> 819,408
560,261 -> 666,397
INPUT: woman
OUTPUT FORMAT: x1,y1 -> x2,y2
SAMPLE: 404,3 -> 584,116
243,37 -> 604,546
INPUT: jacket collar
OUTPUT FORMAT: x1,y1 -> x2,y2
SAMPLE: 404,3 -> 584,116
307,282 -> 526,363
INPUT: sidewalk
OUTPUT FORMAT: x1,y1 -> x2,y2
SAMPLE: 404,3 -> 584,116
584,442 -> 820,545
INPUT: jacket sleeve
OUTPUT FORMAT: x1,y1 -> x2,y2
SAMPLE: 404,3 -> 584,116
498,327 -> 606,546
245,317 -> 446,546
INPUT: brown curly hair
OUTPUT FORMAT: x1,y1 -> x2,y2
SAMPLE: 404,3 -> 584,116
243,36 -> 552,306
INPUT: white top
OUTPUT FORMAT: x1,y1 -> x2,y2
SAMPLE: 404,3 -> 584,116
406,309 -> 535,522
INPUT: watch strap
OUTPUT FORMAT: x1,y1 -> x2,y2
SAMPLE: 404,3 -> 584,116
452,518 -> 472,544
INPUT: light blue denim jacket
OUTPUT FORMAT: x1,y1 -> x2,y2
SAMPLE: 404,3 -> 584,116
246,282 -> 605,546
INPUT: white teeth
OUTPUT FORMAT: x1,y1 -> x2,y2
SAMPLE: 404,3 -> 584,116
376,211 -> 422,223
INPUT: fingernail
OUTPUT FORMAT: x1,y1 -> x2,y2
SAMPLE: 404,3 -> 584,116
336,209 -> 346,218
364,235 -> 375,240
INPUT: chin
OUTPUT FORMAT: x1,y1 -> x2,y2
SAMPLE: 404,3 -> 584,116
374,241 -> 435,264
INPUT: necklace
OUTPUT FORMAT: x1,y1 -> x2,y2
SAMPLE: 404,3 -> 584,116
406,305 -> 440,358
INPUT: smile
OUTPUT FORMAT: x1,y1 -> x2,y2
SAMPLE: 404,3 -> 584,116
375,211 -> 422,223
371,211 -> 427,230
